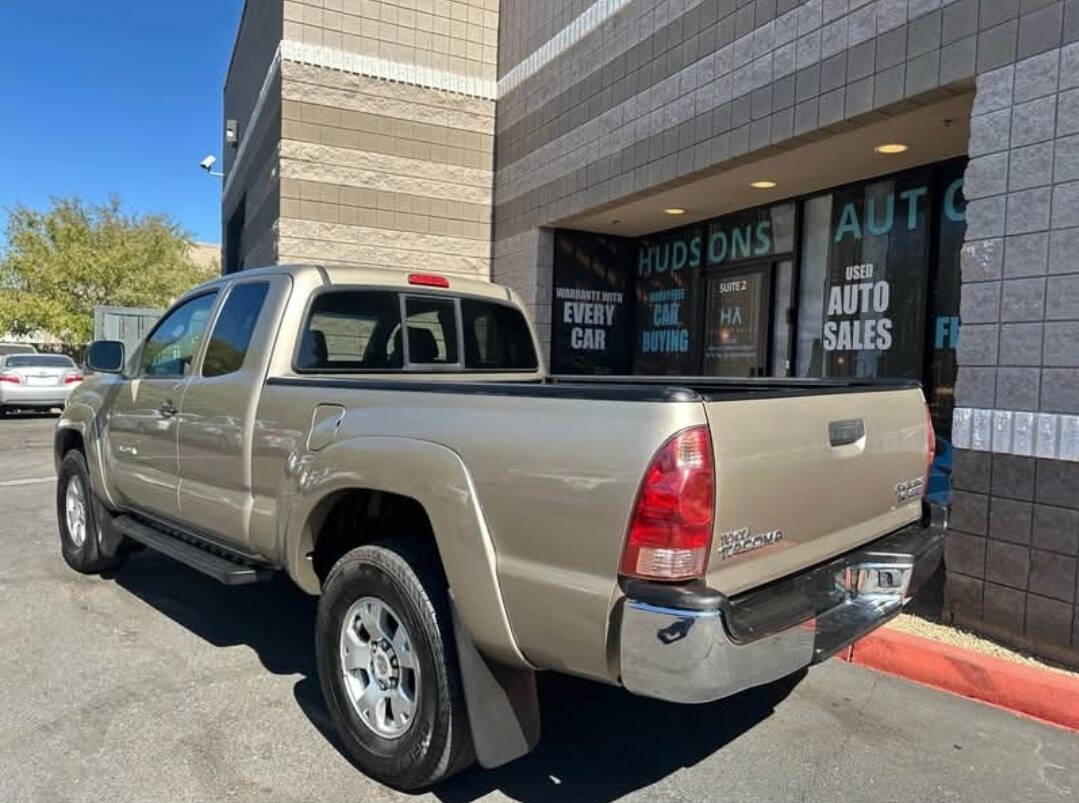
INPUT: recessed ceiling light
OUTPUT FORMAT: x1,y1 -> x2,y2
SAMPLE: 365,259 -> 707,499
874,143 -> 909,154
750,180 -> 777,189
664,207 -> 686,215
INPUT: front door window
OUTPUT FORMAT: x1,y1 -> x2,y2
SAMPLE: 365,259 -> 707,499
140,293 -> 218,377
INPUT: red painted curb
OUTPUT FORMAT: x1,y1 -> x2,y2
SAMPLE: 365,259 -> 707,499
841,627 -> 1079,732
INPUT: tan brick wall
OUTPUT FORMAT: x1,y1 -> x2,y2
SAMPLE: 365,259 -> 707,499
282,0 -> 498,82
227,1 -> 498,278
277,58 -> 494,278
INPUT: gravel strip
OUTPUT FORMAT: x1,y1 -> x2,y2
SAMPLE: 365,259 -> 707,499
885,614 -> 1079,678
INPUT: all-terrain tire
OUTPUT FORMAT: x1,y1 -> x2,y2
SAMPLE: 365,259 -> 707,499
315,538 -> 475,790
56,450 -> 126,574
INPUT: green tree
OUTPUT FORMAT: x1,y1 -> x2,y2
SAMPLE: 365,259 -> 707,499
0,196 -> 217,345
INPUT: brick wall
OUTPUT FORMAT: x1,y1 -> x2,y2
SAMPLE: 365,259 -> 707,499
276,0 -> 497,277
224,0 -> 498,276
283,0 -> 498,84
947,20 -> 1079,665
277,60 -> 494,277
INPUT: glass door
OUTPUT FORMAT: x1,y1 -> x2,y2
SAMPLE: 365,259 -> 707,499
702,264 -> 771,377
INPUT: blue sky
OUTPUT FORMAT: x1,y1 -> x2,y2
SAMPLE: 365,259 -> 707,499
0,1 -> 245,246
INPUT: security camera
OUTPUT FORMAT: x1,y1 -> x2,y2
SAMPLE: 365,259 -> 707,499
200,155 -> 217,172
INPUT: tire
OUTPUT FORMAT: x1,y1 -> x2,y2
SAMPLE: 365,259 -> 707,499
316,539 -> 475,790
56,450 -> 126,574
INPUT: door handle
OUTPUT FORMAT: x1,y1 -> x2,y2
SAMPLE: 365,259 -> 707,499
158,401 -> 178,418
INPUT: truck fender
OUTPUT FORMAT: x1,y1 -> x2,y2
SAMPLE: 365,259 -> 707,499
451,598 -> 540,769
282,434 -> 531,670
56,402 -> 115,508
56,378 -> 129,511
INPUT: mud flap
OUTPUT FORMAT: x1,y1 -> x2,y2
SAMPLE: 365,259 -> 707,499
450,600 -> 540,768
93,497 -> 125,558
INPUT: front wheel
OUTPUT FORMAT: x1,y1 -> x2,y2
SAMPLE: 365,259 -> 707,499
56,450 -> 125,574
315,539 -> 474,789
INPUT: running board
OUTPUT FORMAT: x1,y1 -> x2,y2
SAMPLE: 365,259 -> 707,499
113,515 -> 274,585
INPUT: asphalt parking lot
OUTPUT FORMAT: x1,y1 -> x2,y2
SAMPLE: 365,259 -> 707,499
1,413 -> 1077,802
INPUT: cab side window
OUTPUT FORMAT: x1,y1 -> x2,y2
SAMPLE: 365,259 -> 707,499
461,299 -> 538,370
202,282 -> 271,377
140,293 -> 218,377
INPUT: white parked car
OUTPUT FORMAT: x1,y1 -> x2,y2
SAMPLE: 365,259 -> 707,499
0,353 -> 83,415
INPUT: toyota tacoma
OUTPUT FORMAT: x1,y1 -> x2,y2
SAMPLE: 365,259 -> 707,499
55,264 -> 944,789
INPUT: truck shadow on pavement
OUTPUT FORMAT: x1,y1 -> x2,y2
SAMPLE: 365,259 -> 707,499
112,550 -> 805,803
430,669 -> 805,803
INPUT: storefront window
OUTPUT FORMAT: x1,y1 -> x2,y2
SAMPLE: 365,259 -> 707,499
551,231 -> 633,374
926,159 -> 966,505
631,203 -> 796,376
771,259 -> 794,376
796,170 -> 933,380
929,160 -> 966,440
702,265 -> 770,376
797,194 -> 833,377
633,228 -> 702,375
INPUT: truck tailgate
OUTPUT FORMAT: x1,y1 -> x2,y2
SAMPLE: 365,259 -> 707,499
703,386 -> 929,596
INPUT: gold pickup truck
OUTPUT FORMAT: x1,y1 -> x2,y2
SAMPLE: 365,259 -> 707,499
55,264 -> 944,789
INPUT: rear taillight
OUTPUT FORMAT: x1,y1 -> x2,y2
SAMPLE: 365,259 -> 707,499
0,373 -> 20,384
620,426 -> 715,581
922,405 -> 936,497
64,372 -> 84,384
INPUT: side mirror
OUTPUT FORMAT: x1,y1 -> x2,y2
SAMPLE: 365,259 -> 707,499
85,340 -> 125,374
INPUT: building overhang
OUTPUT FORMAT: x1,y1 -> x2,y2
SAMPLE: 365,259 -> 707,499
556,89 -> 974,237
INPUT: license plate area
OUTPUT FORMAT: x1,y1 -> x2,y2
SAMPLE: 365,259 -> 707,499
26,376 -> 57,386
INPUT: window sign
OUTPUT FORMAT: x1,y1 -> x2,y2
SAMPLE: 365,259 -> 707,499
551,231 -> 632,374
634,228 -> 701,374
822,262 -> 894,353
801,171 -> 932,379
705,203 -> 795,267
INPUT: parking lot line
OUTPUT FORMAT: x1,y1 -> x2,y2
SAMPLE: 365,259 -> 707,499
0,476 -> 55,488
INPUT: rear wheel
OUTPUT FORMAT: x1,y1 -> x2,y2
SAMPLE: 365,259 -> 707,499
315,539 -> 474,789
56,450 -> 126,574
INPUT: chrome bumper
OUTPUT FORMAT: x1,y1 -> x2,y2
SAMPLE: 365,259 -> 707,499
618,518 -> 944,704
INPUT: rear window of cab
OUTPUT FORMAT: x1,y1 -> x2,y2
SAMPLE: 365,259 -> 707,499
295,290 -> 538,373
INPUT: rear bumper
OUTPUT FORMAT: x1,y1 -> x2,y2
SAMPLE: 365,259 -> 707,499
618,511 -> 944,704
0,383 -> 72,407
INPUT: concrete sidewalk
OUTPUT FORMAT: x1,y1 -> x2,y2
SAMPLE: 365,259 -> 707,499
1,415 -> 1076,802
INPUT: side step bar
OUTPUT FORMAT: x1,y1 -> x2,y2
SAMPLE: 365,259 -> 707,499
113,515 -> 274,585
